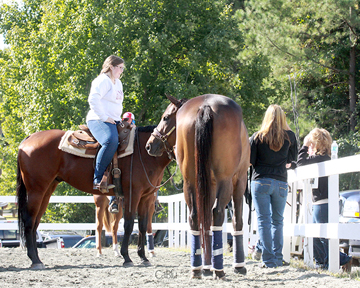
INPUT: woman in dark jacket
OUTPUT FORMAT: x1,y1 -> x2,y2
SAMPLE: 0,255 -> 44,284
296,128 -> 352,271
250,104 -> 298,268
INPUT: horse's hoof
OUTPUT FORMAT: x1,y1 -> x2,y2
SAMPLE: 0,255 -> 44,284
202,269 -> 212,276
149,251 -> 156,258
30,263 -> 45,270
96,252 -> 102,257
234,266 -> 247,275
123,261 -> 134,267
190,270 -> 202,279
141,260 -> 151,267
213,270 -> 226,280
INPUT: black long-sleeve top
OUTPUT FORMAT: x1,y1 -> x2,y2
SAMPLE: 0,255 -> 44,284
250,130 -> 298,183
295,145 -> 331,203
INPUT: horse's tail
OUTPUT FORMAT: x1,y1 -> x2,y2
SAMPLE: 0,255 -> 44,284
16,156 -> 27,245
195,105 -> 213,256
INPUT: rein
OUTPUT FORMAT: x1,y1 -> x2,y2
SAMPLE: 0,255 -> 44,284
137,129 -> 178,189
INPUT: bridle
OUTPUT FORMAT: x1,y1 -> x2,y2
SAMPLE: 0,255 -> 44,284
151,125 -> 176,160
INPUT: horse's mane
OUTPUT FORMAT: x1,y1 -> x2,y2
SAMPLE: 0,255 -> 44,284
137,125 -> 157,133
180,98 -> 188,105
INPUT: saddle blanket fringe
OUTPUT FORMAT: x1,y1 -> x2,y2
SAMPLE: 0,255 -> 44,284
58,129 -> 135,159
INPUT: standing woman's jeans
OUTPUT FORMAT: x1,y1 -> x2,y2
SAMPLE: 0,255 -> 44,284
251,178 -> 288,267
313,203 -> 351,268
87,120 -> 119,184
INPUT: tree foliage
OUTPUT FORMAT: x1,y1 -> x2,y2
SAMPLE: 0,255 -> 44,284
0,0 -> 274,225
238,0 -> 360,138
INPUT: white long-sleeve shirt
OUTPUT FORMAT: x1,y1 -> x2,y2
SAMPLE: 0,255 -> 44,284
86,73 -> 124,122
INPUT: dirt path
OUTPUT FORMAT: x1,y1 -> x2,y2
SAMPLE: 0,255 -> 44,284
0,247 -> 358,287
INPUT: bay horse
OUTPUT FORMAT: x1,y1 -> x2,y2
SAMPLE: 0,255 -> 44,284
94,195 -> 156,258
17,126 -> 170,269
146,94 -> 250,279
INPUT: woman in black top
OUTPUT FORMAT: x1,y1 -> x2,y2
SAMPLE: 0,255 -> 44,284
250,104 -> 298,268
296,128 -> 352,271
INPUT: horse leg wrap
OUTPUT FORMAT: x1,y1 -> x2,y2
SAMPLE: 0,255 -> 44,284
190,230 -> 202,270
147,232 -> 154,252
232,231 -> 245,268
211,226 -> 223,271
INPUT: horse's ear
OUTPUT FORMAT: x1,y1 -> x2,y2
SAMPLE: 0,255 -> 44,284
165,94 -> 181,108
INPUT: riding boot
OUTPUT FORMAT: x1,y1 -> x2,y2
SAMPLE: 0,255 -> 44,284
109,197 -> 119,214
97,166 -> 115,193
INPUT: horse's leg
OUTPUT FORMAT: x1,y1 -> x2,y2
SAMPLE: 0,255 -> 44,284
120,210 -> 135,267
112,198 -> 123,257
146,200 -> 155,258
183,182 -> 203,279
137,199 -> 151,266
231,175 -> 247,275
95,202 -> 105,257
26,181 -> 58,269
211,180 -> 232,280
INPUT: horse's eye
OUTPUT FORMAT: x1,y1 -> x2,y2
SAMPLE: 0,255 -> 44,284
163,115 -> 169,121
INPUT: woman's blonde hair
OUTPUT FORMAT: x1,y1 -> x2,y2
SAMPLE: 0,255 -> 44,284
255,104 -> 290,151
308,128 -> 332,156
100,55 -> 124,74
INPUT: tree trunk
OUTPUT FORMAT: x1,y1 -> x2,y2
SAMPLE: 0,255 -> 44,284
349,45 -> 356,131
349,7 -> 357,132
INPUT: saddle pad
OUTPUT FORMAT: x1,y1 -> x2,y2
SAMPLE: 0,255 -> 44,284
58,129 -> 135,159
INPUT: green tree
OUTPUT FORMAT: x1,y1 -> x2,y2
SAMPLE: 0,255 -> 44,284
238,0 -> 359,137
0,0 -> 273,222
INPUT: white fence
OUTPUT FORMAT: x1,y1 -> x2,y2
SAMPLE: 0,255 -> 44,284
1,154 -> 359,272
285,154 -> 360,272
0,193 -> 249,256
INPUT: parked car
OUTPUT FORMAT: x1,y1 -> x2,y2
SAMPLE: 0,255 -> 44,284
41,231 -> 83,248
339,190 -> 360,261
0,220 -> 63,248
72,232 -> 138,248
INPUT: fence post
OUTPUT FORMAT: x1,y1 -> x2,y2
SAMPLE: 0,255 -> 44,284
180,199 -> 186,247
303,179 -> 314,268
283,184 -> 293,262
168,198 -> 174,248
174,200 -> 179,248
243,199 -> 249,257
328,173 -> 340,272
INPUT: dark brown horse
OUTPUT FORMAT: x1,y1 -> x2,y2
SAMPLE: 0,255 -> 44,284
17,126 -> 170,269
146,94 -> 250,279
94,195 -> 156,257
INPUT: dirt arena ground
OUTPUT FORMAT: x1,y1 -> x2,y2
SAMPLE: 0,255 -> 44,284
1,247 -> 359,287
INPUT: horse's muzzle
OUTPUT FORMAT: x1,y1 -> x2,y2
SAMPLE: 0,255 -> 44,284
145,141 -> 163,157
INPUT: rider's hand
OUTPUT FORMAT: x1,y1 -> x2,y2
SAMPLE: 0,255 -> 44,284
105,117 -> 115,124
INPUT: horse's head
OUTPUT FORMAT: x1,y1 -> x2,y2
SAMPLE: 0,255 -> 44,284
146,94 -> 185,159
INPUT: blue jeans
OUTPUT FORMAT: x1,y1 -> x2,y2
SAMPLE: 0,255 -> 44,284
313,203 -> 351,267
251,178 -> 288,267
87,120 -> 119,184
